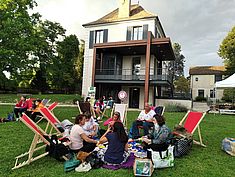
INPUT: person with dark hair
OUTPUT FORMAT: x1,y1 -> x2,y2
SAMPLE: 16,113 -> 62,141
94,97 -> 105,120
103,111 -> 121,127
29,99 -> 44,121
142,114 -> 171,152
82,113 -> 98,137
98,122 -> 129,165
69,114 -> 98,153
14,95 -> 28,121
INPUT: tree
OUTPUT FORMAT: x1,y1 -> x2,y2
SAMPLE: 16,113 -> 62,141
174,76 -> 190,93
218,26 -> 235,76
0,0 -> 40,80
50,35 -> 80,93
168,43 -> 185,80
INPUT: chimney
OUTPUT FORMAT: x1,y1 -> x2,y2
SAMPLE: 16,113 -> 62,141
118,0 -> 131,18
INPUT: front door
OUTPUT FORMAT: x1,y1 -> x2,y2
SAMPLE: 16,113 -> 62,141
129,88 -> 140,108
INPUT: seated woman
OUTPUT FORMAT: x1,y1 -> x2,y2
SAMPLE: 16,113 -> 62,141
69,114 -> 98,153
130,103 -> 156,139
98,122 -> 129,165
82,113 -> 99,138
29,99 -> 44,121
94,98 -> 105,120
142,114 -> 171,152
14,95 -> 28,121
103,111 -> 121,127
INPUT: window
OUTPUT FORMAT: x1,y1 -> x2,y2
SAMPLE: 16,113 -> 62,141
89,29 -> 108,49
198,89 -> 204,97
133,26 -> 143,40
95,30 -> 104,43
210,89 -> 215,98
215,75 -> 222,82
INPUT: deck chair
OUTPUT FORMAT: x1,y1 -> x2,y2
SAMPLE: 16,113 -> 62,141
110,103 -> 128,127
39,107 -> 64,136
154,106 -> 165,116
12,113 -> 50,170
175,111 -> 207,147
77,101 -> 96,118
41,99 -> 51,106
48,102 -> 58,111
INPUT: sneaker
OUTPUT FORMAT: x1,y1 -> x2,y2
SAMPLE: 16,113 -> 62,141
75,162 -> 91,172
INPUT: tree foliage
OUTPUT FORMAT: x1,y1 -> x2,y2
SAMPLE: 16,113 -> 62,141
174,76 -> 190,93
168,43 -> 185,80
218,26 -> 235,75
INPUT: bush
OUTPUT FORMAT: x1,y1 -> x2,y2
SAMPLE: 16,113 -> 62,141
165,103 -> 188,112
195,96 -> 207,102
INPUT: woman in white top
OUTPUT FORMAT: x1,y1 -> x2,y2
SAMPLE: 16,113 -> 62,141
82,113 -> 98,137
69,114 -> 98,153
130,103 -> 156,139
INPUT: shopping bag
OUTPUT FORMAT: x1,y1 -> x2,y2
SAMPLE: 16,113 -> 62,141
222,137 -> 235,156
150,145 -> 174,168
133,158 -> 154,176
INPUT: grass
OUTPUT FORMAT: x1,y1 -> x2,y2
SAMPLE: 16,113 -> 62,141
0,94 -> 82,104
0,105 -> 235,177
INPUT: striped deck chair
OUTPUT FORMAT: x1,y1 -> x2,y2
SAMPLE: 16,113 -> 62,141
110,103 -> 128,127
39,107 -> 63,136
175,111 -> 207,147
12,114 -> 50,170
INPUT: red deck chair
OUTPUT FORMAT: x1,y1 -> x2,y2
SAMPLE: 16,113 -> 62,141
176,111 -> 207,147
39,107 -> 63,136
12,113 -> 50,170
48,102 -> 58,111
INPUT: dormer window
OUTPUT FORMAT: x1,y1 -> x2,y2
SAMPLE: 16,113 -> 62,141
95,30 -> 104,43
133,26 -> 143,40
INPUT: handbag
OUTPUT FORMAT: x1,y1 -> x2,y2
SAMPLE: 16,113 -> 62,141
150,145 -> 174,169
222,137 -> 235,156
64,154 -> 81,172
173,137 -> 192,157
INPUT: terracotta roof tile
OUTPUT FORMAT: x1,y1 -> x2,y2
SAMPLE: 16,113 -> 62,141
189,66 -> 226,75
83,4 -> 156,27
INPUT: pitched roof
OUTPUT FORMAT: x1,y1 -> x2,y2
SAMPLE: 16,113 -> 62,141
189,66 -> 226,75
83,4 -> 157,27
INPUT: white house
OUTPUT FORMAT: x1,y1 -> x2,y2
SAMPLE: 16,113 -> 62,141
189,66 -> 225,100
82,0 -> 175,109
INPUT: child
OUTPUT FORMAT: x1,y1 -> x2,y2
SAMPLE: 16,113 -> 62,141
82,113 -> 98,138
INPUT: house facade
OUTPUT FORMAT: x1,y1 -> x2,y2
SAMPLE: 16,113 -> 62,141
189,66 -> 225,100
82,0 -> 175,109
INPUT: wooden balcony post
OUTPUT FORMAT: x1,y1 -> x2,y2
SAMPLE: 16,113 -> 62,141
91,47 -> 97,86
144,31 -> 152,104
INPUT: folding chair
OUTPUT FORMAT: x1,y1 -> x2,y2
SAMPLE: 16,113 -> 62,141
48,102 -> 58,112
175,111 -> 207,147
12,113 -> 50,170
39,107 -> 63,136
77,101 -> 96,118
110,103 -> 128,127
154,106 -> 165,116
41,99 -> 51,106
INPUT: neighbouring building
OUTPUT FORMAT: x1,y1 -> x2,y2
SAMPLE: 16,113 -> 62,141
189,66 -> 225,100
82,0 -> 175,109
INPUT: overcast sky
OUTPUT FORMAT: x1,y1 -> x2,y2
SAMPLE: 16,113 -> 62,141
33,0 -> 235,76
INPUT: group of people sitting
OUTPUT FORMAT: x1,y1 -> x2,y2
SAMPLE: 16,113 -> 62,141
67,102 -> 171,166
13,96 -> 45,121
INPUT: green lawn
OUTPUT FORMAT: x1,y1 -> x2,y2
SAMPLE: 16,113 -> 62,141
0,105 -> 235,177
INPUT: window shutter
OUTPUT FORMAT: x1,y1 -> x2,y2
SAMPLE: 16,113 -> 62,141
89,31 -> 94,49
103,29 -> 108,43
143,24 -> 148,40
126,26 -> 132,41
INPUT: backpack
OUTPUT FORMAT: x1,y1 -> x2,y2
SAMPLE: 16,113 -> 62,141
45,135 -> 69,161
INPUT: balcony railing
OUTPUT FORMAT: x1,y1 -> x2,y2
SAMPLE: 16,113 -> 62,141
95,69 -> 172,83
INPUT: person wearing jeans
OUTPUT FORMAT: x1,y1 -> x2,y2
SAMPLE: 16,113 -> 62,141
14,96 -> 28,120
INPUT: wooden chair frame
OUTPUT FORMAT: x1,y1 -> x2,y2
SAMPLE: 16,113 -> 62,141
110,103 -> 128,127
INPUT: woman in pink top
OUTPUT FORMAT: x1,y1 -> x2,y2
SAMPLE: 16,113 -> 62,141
103,111 -> 122,126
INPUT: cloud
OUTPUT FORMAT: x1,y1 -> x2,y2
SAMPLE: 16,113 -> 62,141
34,0 -> 235,76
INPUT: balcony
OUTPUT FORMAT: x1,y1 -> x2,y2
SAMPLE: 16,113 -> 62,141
95,68 -> 173,85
